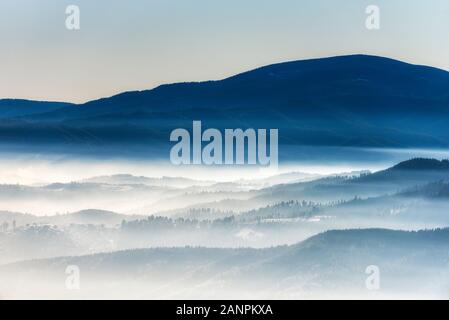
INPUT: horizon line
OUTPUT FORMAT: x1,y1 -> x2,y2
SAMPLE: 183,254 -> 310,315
1,53 -> 448,105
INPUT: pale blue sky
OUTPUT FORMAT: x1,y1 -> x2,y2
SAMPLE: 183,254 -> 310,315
0,0 -> 448,103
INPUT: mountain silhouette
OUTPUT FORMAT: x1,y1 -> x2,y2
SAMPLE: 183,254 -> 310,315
1,54 -> 449,156
3,228 -> 449,298
357,158 -> 449,184
0,99 -> 72,118
390,158 -> 449,171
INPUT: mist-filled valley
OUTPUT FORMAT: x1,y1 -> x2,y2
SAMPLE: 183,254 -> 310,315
1,156 -> 449,299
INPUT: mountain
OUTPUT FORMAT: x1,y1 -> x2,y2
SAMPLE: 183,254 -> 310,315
2,228 -> 448,299
81,174 -> 214,188
0,55 -> 449,156
401,181 -> 449,199
0,99 -> 73,118
390,158 -> 449,171
255,158 -> 449,203
356,158 -> 449,185
0,209 -> 142,227
53,209 -> 133,226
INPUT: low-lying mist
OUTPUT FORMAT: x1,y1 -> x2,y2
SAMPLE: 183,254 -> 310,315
1,151 -> 449,299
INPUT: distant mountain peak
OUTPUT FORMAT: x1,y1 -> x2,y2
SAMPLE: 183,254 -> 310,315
390,158 -> 449,171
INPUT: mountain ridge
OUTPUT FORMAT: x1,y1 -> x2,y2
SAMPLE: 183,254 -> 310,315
1,55 -> 449,153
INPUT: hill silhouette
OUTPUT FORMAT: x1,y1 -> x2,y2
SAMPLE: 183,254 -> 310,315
1,55 -> 449,156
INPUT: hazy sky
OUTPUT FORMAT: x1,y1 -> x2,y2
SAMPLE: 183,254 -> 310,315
0,0 -> 448,103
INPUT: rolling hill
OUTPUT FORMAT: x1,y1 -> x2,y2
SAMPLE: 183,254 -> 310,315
2,228 -> 448,299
